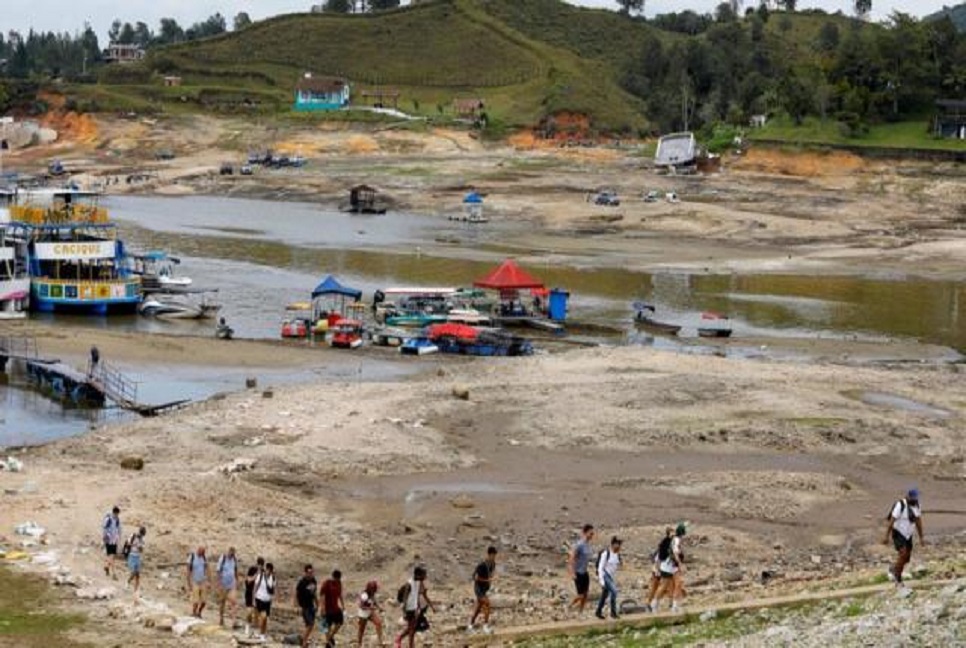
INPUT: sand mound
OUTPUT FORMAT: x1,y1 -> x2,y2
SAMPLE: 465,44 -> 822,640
736,148 -> 865,177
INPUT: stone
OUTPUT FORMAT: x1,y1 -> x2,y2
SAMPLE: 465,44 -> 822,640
246,377 -> 258,389
452,386 -> 470,400
120,456 -> 145,471
810,555 -> 822,565
450,494 -> 475,509
700,609 -> 718,622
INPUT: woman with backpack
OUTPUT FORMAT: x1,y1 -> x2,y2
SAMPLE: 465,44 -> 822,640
643,526 -> 674,612
356,580 -> 384,647
652,522 -> 687,613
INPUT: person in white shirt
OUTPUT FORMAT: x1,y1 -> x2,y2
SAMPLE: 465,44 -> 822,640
883,488 -> 925,589
594,536 -> 622,620
253,562 -> 276,639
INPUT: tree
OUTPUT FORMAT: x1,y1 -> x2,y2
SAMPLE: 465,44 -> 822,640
117,22 -> 136,45
777,0 -> 797,10
323,0 -> 353,12
132,22 -> 152,48
233,12 -> 252,31
616,0 -> 645,15
854,0 -> 872,19
369,0 -> 401,9
715,3 -> 737,23
108,19 -> 121,44
156,18 -> 184,45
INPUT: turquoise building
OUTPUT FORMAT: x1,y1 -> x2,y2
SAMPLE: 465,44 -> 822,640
294,73 -> 350,111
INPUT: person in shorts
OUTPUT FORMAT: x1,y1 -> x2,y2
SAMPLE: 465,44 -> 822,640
186,546 -> 209,618
254,562 -> 276,640
567,524 -> 595,613
215,547 -> 239,628
294,564 -> 318,648
652,523 -> 687,613
126,526 -> 146,601
884,488 -> 925,592
102,506 -> 122,579
244,557 -> 264,636
356,580 -> 384,647
395,566 -> 435,648
468,546 -> 497,633
320,569 -> 345,648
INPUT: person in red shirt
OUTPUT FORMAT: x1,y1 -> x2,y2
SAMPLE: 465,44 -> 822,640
319,570 -> 344,648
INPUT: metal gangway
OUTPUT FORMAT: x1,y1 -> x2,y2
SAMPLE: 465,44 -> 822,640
87,358 -> 139,409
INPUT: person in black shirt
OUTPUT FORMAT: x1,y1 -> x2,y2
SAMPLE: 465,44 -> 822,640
244,557 -> 264,637
294,564 -> 319,648
468,546 -> 497,633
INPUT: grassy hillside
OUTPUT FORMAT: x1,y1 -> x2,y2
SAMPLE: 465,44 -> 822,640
140,0 -> 648,132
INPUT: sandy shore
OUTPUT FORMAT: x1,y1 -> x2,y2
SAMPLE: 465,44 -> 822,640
1,115 -> 965,645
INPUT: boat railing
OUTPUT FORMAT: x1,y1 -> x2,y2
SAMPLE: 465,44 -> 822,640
10,204 -> 110,226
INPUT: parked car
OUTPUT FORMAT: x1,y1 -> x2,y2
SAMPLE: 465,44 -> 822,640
154,149 -> 175,161
593,190 -> 620,206
239,164 -> 253,176
219,163 -> 234,176
643,190 -> 660,203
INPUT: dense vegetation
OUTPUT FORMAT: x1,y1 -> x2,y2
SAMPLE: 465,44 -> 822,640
2,0 -> 966,141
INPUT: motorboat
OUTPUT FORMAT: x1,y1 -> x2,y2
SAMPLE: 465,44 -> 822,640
400,336 -> 438,355
697,311 -> 733,338
127,251 -> 193,294
139,295 -> 221,320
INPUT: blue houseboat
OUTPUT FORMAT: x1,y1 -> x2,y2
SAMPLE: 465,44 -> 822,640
294,73 -> 350,111
8,189 -> 141,315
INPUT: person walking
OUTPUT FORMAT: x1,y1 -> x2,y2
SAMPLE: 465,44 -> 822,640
186,546 -> 209,618
395,566 -> 435,648
468,546 -> 498,633
101,506 -> 122,579
88,345 -> 100,377
652,523 -> 687,612
884,488 -> 925,592
215,547 -> 239,628
567,524 -> 595,613
244,557 -> 265,637
320,569 -> 345,648
595,536 -> 622,620
295,564 -> 319,648
643,527 -> 674,612
254,562 -> 276,640
125,526 -> 146,601
356,580 -> 384,647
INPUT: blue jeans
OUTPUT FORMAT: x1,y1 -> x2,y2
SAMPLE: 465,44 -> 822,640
596,574 -> 618,617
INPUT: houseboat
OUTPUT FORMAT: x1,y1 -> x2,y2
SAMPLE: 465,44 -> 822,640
0,189 -> 30,318
7,189 -> 141,314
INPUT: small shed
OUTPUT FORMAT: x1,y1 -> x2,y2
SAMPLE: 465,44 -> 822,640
162,76 -> 182,87
348,184 -> 386,214
294,73 -> 351,111
934,99 -> 966,139
462,191 -> 484,220
453,98 -> 485,119
360,89 -> 400,110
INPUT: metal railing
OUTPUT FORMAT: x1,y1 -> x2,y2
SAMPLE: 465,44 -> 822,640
0,335 -> 38,359
88,359 -> 138,406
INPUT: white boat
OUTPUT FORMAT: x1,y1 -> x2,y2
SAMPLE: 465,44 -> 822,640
446,308 -> 491,325
139,295 -> 221,320
0,192 -> 29,319
127,251 -> 193,293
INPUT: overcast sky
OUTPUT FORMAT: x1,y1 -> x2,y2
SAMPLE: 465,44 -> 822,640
1,0 -> 955,42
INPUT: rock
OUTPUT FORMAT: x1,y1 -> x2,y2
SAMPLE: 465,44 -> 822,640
171,617 -> 205,636
120,456 -> 145,471
246,377 -> 258,389
14,521 -> 46,538
700,609 -> 718,622
76,587 -> 115,600
450,494 -> 475,509
262,389 -> 273,399
216,458 -> 256,475
810,555 -> 822,565
0,456 -> 24,472
452,386 -> 470,400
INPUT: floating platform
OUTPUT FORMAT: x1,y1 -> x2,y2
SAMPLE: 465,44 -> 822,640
492,316 -> 564,333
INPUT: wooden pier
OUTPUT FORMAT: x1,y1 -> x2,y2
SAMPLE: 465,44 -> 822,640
1,335 -> 185,415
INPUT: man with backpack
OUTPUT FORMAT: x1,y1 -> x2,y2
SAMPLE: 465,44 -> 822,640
567,524 -> 595,613
253,562 -> 277,640
215,547 -> 239,628
244,557 -> 265,637
186,546 -> 210,618
884,488 -> 925,592
101,506 -> 122,579
468,546 -> 498,634
595,536 -> 622,620
294,564 -> 319,648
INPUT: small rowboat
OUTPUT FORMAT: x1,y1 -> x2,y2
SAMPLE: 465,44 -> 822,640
631,302 -> 681,336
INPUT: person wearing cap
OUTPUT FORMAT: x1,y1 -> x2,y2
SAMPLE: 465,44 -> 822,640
652,523 -> 687,613
595,536 -> 623,620
884,488 -> 925,590
356,580 -> 384,647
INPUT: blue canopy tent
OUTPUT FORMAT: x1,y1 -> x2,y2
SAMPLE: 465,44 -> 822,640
462,191 -> 484,220
311,275 -> 363,321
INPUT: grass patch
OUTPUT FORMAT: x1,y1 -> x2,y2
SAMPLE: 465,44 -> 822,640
0,566 -> 87,647
750,115 -> 966,151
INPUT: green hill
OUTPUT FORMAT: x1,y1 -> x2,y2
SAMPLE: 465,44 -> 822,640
926,3 -> 966,31
141,0 -> 649,132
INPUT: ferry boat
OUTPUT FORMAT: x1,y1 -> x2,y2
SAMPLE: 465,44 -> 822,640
7,189 -> 141,315
0,189 -> 30,318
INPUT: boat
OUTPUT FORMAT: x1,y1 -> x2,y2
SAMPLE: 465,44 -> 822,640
138,294 -> 221,320
371,327 -> 410,347
330,319 -> 365,349
281,317 -> 310,339
7,188 -> 141,315
697,311 -> 733,338
126,251 -> 193,293
632,302 -> 681,336
400,336 -> 438,356
427,323 -> 534,357
0,190 -> 30,318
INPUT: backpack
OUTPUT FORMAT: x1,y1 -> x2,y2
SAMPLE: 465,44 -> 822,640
887,499 -> 918,523
396,582 -> 411,605
596,549 -> 608,572
121,534 -> 135,559
655,536 -> 673,562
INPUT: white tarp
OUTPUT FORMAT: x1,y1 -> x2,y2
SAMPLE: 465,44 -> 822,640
33,241 -> 116,260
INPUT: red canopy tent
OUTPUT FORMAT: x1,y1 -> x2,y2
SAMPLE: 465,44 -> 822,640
473,259 -> 545,291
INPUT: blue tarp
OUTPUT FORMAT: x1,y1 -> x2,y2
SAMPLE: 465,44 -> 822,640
463,192 -> 484,204
311,275 -> 362,300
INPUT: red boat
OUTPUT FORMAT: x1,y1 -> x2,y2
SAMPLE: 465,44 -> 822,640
330,319 -> 365,349
281,317 -> 310,339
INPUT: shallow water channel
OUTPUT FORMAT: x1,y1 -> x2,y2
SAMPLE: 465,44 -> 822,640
2,194 -> 964,445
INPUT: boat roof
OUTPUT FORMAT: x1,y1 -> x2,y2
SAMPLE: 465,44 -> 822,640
655,132 -> 697,167
382,287 -> 458,295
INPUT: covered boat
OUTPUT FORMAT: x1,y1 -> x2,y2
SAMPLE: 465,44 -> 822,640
697,311 -> 733,338
311,274 -> 363,331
